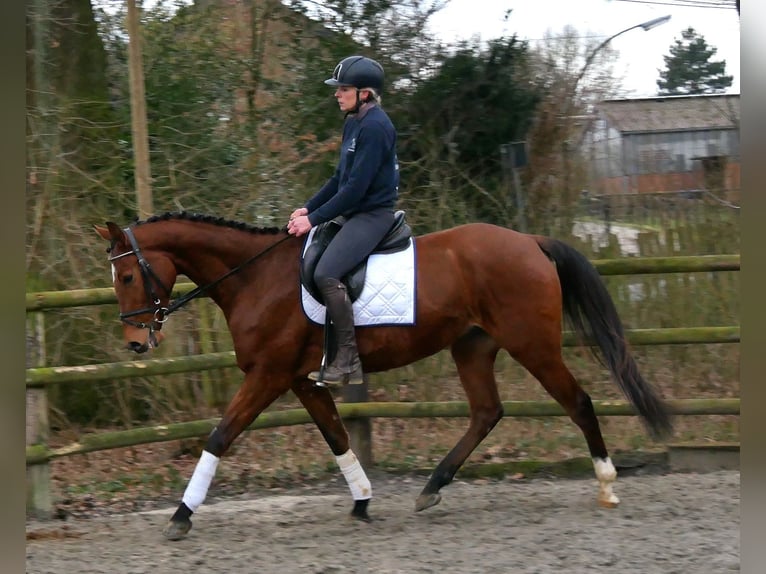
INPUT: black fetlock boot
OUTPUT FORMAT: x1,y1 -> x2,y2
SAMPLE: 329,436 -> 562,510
308,278 -> 364,386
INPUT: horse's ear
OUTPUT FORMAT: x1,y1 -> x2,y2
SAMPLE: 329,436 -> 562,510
94,222 -> 127,245
94,224 -> 110,241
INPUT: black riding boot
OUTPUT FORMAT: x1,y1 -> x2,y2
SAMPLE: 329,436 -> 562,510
308,278 -> 364,386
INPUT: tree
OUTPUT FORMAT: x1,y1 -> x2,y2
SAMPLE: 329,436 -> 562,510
398,36 -> 539,228
500,25 -> 624,236
26,0 -> 128,285
657,27 -> 733,96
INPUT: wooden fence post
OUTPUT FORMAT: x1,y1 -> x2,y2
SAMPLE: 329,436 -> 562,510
342,374 -> 372,468
26,312 -> 51,519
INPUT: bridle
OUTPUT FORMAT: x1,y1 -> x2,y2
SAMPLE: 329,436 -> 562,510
109,226 -> 290,346
109,227 -> 172,346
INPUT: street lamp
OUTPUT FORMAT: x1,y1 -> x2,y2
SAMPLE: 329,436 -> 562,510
574,15 -> 672,90
555,15 -> 671,228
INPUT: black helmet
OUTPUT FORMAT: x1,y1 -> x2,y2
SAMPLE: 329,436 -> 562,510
325,56 -> 384,93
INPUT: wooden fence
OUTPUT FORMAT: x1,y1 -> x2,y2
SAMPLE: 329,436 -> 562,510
25,254 -> 741,518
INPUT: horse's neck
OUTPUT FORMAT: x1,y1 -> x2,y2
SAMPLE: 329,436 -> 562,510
152,223 -> 285,286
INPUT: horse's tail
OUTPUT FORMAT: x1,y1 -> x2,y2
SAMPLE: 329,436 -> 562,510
534,236 -> 673,440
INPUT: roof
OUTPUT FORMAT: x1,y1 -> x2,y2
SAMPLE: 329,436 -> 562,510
597,94 -> 740,134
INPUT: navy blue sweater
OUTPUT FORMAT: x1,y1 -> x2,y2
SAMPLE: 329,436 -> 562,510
305,104 -> 399,226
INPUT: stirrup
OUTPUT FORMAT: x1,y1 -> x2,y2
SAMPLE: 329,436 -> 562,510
308,366 -> 364,387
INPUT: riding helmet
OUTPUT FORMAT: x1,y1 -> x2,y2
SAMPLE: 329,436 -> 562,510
325,56 -> 385,93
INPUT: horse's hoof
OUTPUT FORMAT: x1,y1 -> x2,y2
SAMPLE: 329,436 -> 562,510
415,492 -> 441,512
597,497 -> 620,509
350,499 -> 372,522
163,518 -> 192,541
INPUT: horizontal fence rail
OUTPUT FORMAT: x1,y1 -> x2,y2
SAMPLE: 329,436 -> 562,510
25,326 -> 740,388
25,254 -> 740,311
25,398 -> 740,465
24,253 -> 741,518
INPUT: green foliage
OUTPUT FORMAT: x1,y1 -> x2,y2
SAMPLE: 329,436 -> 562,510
285,0 -> 448,208
288,0 -> 442,60
26,0 -> 135,292
398,36 -> 539,228
657,27 -> 733,96
409,37 -> 537,173
140,3 -> 255,211
47,0 -> 117,157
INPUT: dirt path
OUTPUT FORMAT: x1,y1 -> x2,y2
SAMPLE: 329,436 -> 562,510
26,470 -> 739,574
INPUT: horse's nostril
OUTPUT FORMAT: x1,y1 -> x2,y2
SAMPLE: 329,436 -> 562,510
127,341 -> 147,353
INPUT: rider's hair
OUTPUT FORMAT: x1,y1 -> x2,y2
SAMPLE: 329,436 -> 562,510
360,87 -> 381,105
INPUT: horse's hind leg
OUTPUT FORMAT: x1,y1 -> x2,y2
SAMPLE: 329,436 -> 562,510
514,345 -> 619,508
291,379 -> 373,521
416,327 -> 503,512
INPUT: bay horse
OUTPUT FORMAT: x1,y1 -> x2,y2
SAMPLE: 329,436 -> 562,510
95,212 -> 672,541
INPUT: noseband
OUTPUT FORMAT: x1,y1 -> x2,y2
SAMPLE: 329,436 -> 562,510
109,226 -> 291,345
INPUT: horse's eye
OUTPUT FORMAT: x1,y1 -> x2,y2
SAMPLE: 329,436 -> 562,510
123,274 -> 134,285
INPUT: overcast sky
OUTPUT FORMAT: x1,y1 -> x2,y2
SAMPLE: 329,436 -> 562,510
428,0 -> 741,97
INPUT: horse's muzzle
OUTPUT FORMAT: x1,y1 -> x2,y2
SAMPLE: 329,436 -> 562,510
127,340 -> 150,354
125,330 -> 164,353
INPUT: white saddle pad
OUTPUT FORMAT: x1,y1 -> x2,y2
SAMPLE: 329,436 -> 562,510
300,228 -> 416,326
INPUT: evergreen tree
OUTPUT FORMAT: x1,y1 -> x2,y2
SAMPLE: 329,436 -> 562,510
399,36 -> 539,227
657,27 -> 733,95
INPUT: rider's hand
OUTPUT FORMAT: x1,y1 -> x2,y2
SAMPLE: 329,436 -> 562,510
289,207 -> 308,221
287,214 -> 312,237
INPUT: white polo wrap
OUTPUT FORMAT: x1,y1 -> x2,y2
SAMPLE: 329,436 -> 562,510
182,450 -> 220,512
336,450 -> 372,501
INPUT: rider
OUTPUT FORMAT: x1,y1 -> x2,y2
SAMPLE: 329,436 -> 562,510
287,55 -> 400,386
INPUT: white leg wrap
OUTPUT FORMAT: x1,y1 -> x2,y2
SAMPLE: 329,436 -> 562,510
182,450 -> 220,512
336,450 -> 372,501
593,456 -> 620,506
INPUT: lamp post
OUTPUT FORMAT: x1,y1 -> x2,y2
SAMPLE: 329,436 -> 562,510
574,15 -> 672,91
558,15 -> 671,225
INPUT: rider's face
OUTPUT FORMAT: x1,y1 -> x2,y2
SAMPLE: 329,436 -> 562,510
335,86 -> 364,112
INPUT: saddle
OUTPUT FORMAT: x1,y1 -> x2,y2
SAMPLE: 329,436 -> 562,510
300,210 -> 412,304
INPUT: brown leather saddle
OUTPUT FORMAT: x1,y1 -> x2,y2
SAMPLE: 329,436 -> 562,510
300,210 -> 412,304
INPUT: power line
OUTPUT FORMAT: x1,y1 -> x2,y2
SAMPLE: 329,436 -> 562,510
613,0 -> 737,9
615,0 -> 735,6
523,34 -> 613,43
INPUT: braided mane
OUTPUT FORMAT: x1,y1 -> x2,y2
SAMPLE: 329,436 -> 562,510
134,211 -> 284,235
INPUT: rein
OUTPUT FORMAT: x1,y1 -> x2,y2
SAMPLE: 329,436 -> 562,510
110,227 -> 291,343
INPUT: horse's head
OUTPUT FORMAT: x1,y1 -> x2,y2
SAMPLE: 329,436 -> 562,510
95,221 -> 178,353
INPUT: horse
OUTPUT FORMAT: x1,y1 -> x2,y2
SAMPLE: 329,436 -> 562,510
94,211 -> 672,541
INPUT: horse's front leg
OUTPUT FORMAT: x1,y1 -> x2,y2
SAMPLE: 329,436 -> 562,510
292,379 -> 373,522
163,370 -> 289,541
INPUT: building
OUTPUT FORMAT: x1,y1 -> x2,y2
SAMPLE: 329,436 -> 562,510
584,94 -> 740,195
